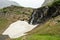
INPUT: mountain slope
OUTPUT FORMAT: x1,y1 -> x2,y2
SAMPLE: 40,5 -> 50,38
28,0 -> 60,36
13,16 -> 60,40
0,6 -> 33,34
17,1 -> 60,40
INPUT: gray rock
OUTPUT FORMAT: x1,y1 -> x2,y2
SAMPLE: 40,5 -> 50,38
29,2 -> 60,25
0,35 -> 11,40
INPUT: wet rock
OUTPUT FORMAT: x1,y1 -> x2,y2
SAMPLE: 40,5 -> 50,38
29,2 -> 60,25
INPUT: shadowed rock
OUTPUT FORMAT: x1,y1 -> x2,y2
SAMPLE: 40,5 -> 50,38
0,35 -> 11,40
29,1 -> 60,25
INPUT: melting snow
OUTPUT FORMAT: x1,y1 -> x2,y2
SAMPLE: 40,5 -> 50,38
2,20 -> 37,38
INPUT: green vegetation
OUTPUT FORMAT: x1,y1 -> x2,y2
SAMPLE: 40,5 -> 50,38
11,1 -> 60,40
0,6 -> 33,34
25,34 -> 60,40
13,16 -> 60,40
27,23 -> 60,40
47,0 -> 60,7
52,0 -> 60,6
27,16 -> 60,34
13,35 -> 60,40
0,18 -> 8,28
0,0 -> 60,40
12,37 -> 22,40
0,18 -> 9,34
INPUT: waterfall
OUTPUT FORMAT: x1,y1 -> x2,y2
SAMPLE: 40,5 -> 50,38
29,10 -> 44,25
29,10 -> 36,24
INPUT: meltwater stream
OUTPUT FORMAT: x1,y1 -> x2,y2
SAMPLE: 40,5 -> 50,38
29,10 -> 37,25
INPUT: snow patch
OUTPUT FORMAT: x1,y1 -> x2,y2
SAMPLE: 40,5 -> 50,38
2,20 -> 37,38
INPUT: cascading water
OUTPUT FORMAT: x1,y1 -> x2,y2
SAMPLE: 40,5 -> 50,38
29,9 -> 44,25
29,10 -> 37,25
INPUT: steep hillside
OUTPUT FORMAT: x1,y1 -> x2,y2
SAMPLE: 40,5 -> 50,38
28,0 -> 60,35
28,16 -> 60,35
18,1 -> 60,40
0,0 -> 60,40
0,6 -> 33,34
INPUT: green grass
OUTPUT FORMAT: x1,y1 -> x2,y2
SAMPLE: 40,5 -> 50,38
13,16 -> 60,40
0,18 -> 9,34
13,21 -> 60,40
26,34 -> 60,40
0,18 -> 8,29
13,34 -> 60,40
12,37 -> 23,40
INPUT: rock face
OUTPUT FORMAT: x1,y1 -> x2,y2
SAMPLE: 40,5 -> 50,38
29,1 -> 60,25
0,6 -> 33,21
0,35 -> 11,40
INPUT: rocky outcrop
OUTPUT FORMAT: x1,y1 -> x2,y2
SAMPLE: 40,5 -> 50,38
0,35 -> 11,40
29,1 -> 60,25
0,5 -> 33,21
0,6 -> 33,34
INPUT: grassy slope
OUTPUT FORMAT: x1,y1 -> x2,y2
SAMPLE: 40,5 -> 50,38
0,1 -> 60,40
0,18 -> 9,34
13,16 -> 60,40
13,35 -> 60,40
13,1 -> 60,40
0,6 -> 33,34
28,16 -> 60,34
